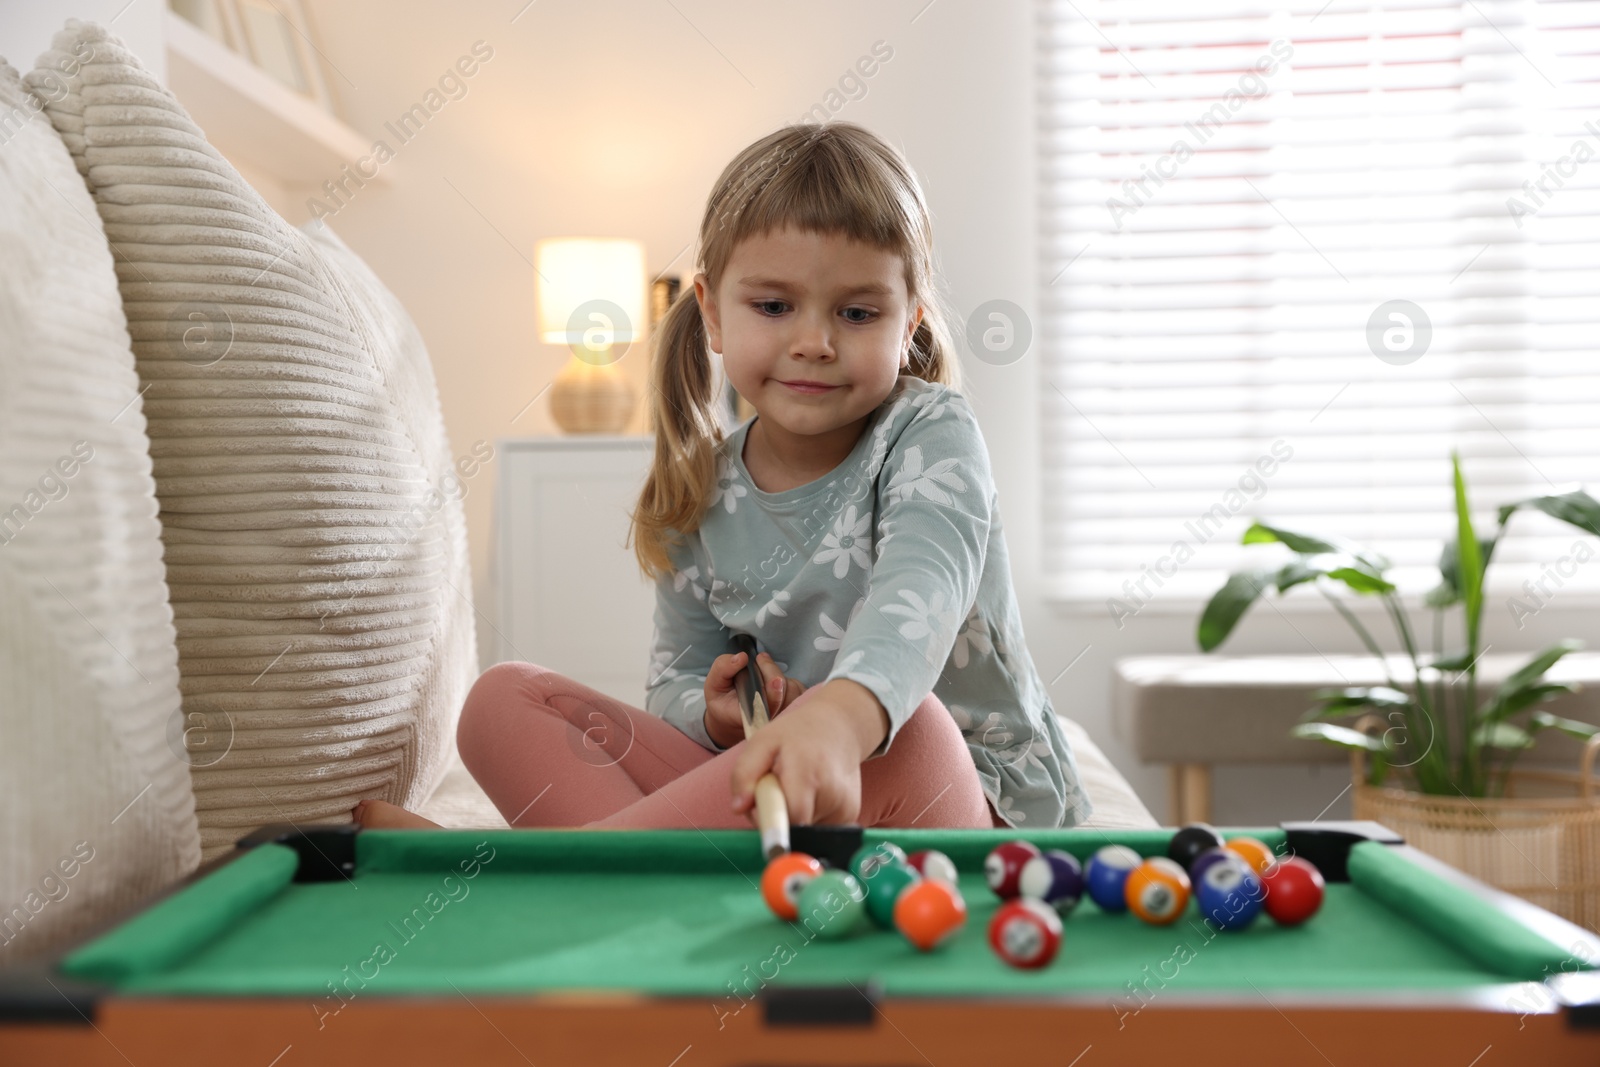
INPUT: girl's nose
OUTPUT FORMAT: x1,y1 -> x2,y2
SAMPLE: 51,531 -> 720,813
788,320 -> 836,359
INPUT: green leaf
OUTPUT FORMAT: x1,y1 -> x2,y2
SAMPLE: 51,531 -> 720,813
1432,533 -> 1499,609
1292,721 -> 1392,753
1529,710 -> 1600,741
1304,686 -> 1414,723
1311,685 -> 1413,710
1325,567 -> 1397,594
1274,559 -> 1322,593
1495,639 -> 1584,703
1482,682 -> 1577,725
1243,522 -> 1341,554
1197,568 -> 1274,652
1452,452 -> 1485,653
1473,722 -> 1534,750
1498,489 -> 1600,537
1426,649 -> 1479,672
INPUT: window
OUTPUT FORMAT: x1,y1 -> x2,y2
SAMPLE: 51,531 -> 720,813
1038,0 -> 1600,617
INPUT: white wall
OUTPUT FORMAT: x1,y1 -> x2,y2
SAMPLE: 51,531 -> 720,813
9,0 -> 1595,825
0,0 -> 164,82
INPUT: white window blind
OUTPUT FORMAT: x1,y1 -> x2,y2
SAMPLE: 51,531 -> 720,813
1039,0 -> 1600,617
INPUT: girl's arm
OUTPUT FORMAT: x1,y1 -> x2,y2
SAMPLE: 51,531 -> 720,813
821,390 -> 994,758
643,539 -> 733,751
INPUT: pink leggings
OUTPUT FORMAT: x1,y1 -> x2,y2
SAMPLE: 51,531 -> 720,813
456,661 -> 1001,830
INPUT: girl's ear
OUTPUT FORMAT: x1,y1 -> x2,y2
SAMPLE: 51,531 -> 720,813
902,303 -> 924,368
694,272 -> 722,354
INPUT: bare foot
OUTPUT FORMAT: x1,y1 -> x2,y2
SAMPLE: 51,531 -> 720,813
353,798 -> 443,830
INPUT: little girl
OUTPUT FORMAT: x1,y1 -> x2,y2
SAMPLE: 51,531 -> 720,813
357,121 -> 1091,833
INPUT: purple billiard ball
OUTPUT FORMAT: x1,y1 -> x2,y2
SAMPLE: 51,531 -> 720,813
1189,847 -> 1235,887
1018,849 -> 1085,914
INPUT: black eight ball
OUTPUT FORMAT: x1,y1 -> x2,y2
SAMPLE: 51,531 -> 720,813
1167,823 -> 1224,872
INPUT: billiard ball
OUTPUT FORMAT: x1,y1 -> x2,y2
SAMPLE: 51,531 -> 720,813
761,851 -> 824,921
894,879 -> 968,951
1019,849 -> 1085,915
1262,856 -> 1325,926
1224,836 -> 1276,876
1085,844 -> 1142,912
1188,847 -> 1235,888
850,841 -> 908,884
1167,824 -> 1225,873
907,849 -> 959,886
863,860 -> 923,929
988,897 -> 1063,969
1195,855 -> 1264,931
984,840 -> 1042,900
1124,857 -> 1191,925
795,869 -> 866,939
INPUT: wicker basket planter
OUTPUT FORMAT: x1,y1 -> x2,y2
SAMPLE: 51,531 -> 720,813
1350,735 -> 1600,931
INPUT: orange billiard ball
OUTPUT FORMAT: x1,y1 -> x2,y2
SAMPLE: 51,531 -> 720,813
894,879 -> 968,951
761,852 -> 824,921
1224,836 -> 1276,876
1124,857 -> 1191,925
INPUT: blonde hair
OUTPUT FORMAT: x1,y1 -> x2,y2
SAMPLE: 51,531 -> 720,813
628,121 -> 964,581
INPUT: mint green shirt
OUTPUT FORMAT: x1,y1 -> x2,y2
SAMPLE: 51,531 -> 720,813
644,374 -> 1091,829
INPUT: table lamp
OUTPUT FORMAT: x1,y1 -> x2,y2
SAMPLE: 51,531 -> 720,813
536,237 -> 645,433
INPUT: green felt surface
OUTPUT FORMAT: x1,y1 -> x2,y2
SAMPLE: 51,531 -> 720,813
60,828 -> 1584,998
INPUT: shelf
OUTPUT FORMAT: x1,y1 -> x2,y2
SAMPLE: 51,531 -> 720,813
163,9 -> 389,188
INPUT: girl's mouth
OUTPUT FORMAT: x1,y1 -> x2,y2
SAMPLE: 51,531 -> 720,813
780,381 -> 839,395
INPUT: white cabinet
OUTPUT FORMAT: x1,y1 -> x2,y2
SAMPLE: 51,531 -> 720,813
491,436 -> 656,707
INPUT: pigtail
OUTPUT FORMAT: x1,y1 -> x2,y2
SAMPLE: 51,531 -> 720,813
628,286 -> 725,581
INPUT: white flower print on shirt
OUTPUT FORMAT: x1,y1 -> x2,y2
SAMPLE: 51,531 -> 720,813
887,446 -> 967,507
865,391 -> 915,479
952,603 -> 994,669
648,645 -> 686,686
909,386 -> 963,423
673,565 -> 709,603
813,505 -> 872,579
756,589 -> 790,628
710,457 -> 748,515
1002,732 -> 1055,776
815,596 -> 867,652
996,794 -> 1028,824
831,649 -> 867,676
880,587 -> 960,665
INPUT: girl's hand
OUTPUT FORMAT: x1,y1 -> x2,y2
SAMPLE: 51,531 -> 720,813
703,650 -> 805,750
729,679 -> 890,825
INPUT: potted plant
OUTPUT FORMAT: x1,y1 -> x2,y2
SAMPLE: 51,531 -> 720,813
1198,452 -> 1600,927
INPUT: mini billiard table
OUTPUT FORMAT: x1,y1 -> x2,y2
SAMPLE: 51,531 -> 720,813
4,821 -> 1600,1066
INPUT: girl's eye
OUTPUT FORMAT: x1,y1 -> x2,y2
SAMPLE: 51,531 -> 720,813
750,301 -> 877,324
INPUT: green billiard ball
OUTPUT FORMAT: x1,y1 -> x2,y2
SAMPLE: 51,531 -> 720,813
796,869 -> 866,940
863,861 -> 922,929
849,841 -> 908,884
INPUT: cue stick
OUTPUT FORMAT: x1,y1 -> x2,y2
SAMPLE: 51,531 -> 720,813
732,632 -> 791,860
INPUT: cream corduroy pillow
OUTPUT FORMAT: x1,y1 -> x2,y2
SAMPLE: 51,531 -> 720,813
0,55 -> 200,963
26,20 -> 479,861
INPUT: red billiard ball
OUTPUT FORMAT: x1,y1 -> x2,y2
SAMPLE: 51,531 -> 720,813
984,840 -> 1041,899
1262,856 -> 1325,926
988,897 -> 1063,969
907,849 -> 959,886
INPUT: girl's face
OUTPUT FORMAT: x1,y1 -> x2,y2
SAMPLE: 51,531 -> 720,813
696,226 -> 922,445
